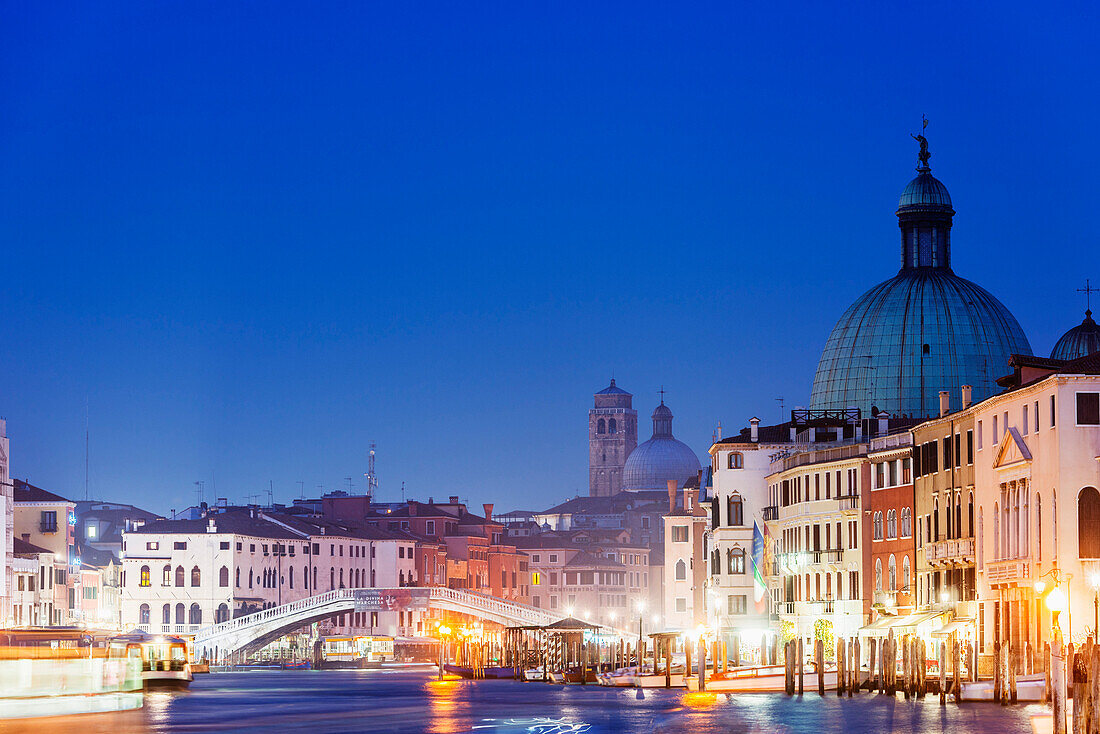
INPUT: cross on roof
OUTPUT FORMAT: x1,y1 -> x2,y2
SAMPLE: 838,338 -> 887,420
658,386 -> 666,405
1079,279 -> 1097,313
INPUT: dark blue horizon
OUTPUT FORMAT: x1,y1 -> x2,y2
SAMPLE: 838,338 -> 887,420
1,2 -> 1096,515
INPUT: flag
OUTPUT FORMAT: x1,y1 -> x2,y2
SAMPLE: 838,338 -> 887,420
751,522 -> 768,610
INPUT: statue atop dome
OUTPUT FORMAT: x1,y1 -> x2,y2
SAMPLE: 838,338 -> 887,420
911,115 -> 930,168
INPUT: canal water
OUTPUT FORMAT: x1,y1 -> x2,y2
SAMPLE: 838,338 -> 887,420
4,666 -> 1046,733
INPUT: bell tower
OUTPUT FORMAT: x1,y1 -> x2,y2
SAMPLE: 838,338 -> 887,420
589,379 -> 637,497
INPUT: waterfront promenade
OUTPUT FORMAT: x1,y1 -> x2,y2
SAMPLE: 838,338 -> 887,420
5,667 -> 1044,733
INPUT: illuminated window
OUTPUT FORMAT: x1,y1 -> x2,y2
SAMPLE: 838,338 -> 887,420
139,565 -> 151,587
727,452 -> 743,470
531,572 -> 541,585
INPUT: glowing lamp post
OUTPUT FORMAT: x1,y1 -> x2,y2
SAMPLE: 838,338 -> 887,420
635,600 -> 645,667
1046,584 -> 1068,734
1090,574 -> 1100,637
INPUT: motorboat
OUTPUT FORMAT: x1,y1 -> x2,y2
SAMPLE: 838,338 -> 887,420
116,630 -> 193,688
958,674 -> 1046,701
597,666 -> 639,687
523,666 -> 547,681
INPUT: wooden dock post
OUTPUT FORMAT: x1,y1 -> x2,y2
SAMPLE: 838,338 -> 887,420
939,641 -> 947,705
732,634 -> 739,667
886,631 -> 895,695
763,634 -> 770,667
902,636 -> 911,699
869,638 -> 877,692
664,640 -> 672,689
798,638 -> 805,695
994,640 -> 1002,703
952,640 -> 961,702
685,640 -> 692,683
1089,644 -> 1099,734
837,638 -> 845,696
815,638 -> 824,695
1009,644 -> 1018,704
785,641 -> 794,694
698,637 -> 707,692
853,638 -> 861,694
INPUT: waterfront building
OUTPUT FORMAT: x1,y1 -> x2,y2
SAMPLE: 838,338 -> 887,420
865,429 -> 917,622
10,537 -> 57,626
809,140 -> 1032,418
911,391 -> 977,626
589,380 -> 638,497
516,528 -> 652,629
13,480 -> 77,625
663,478 -> 708,630
121,508 -> 421,637
75,500 -> 161,559
0,419 -> 10,624
970,351 -> 1100,664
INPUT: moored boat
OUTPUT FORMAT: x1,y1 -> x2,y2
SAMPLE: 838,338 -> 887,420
116,630 -> 193,688
685,663 -> 835,692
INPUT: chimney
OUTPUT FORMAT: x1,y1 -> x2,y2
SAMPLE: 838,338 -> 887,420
877,410 -> 890,437
939,390 -> 950,418
206,518 -> 217,533
961,384 -> 973,409
667,479 -> 677,514
684,485 -> 697,514
21,533 -> 29,543
716,421 -> 722,441
483,503 -> 494,522
750,417 -> 760,443
449,495 -> 459,504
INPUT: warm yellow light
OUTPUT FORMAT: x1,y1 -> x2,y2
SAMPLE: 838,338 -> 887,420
1047,587 -> 1068,613
636,600 -> 646,612
1034,580 -> 1047,595
652,614 -> 660,625
565,607 -> 574,617
1091,574 -> 1100,590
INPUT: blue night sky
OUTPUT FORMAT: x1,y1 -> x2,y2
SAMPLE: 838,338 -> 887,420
1,2 -> 1096,515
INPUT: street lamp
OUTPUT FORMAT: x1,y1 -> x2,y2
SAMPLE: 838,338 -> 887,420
635,600 -> 646,666
1089,574 -> 1100,637
1036,569 -> 1068,734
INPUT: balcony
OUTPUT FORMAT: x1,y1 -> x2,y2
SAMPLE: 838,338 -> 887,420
837,495 -> 860,514
763,506 -> 779,521
775,601 -> 795,616
811,549 -> 844,564
926,537 -> 975,564
986,558 -> 1031,586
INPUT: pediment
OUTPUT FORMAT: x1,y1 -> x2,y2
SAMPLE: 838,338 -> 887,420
993,427 -> 1032,470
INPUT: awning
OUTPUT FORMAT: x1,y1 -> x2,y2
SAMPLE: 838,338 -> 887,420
892,611 -> 947,632
931,619 -> 975,637
858,615 -> 905,633
859,611 -> 946,635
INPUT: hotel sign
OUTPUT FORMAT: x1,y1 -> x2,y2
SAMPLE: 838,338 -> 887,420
353,588 -> 430,611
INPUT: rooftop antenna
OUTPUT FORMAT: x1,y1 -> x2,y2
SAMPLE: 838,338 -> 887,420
194,480 -> 204,507
345,476 -> 354,493
267,480 -> 274,507
296,480 -> 305,500
366,442 -> 378,501
1079,278 -> 1097,314
84,398 -> 89,501
401,481 -> 406,502
775,396 -> 785,421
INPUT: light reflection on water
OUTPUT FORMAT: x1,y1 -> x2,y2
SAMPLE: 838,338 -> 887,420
2,667 -> 1046,733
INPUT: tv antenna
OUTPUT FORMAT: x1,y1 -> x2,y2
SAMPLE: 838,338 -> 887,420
775,396 -> 785,420
366,442 -> 378,501
194,480 -> 204,507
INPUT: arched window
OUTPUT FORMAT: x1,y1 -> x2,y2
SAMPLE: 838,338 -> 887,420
900,507 -> 912,537
956,492 -> 964,541
946,494 -> 954,539
728,452 -> 744,470
609,418 -> 617,433
191,566 -> 201,587
873,512 -> 883,540
675,560 -> 686,580
968,492 -> 975,538
219,566 -> 229,587
189,603 -> 202,625
1036,495 -> 1042,562
729,548 -> 746,574
162,565 -> 172,585
162,603 -> 171,625
901,556 -> 911,591
933,497 -> 940,541
139,565 -> 151,587
888,555 -> 897,591
330,567 -> 335,590
235,567 -> 240,587
216,603 -> 229,624
139,604 -> 150,625
1079,487 -> 1100,558
597,419 -> 606,434
993,502 -> 1000,559
175,603 -> 185,625
728,496 -> 743,526
874,559 -> 883,591
290,567 -> 295,589
249,569 -> 253,588
886,509 -> 897,539
175,565 -> 185,587
711,549 -> 720,574
978,507 -> 985,569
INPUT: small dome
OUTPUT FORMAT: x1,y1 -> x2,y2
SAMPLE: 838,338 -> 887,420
595,378 -> 630,396
898,171 -> 953,211
1051,311 -> 1100,361
622,400 -> 700,491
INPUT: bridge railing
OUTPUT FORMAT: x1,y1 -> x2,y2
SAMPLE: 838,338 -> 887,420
194,586 -> 558,643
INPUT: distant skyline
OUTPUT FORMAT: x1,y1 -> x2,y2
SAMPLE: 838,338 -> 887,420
1,2 -> 1096,514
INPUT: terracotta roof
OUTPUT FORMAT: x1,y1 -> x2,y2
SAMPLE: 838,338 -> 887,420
13,479 -> 73,504
13,537 -> 51,555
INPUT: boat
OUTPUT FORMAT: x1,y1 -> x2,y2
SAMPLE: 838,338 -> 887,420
318,635 -> 395,669
0,627 -> 144,719
116,630 -> 194,688
597,666 -> 639,686
685,663 -> 835,692
631,664 -> 688,688
443,663 -> 519,679
283,660 -> 312,670
562,666 -> 599,684
524,666 -> 547,681
958,674 -> 1046,701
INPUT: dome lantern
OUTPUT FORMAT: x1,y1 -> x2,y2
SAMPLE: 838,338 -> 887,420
897,129 -> 955,270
